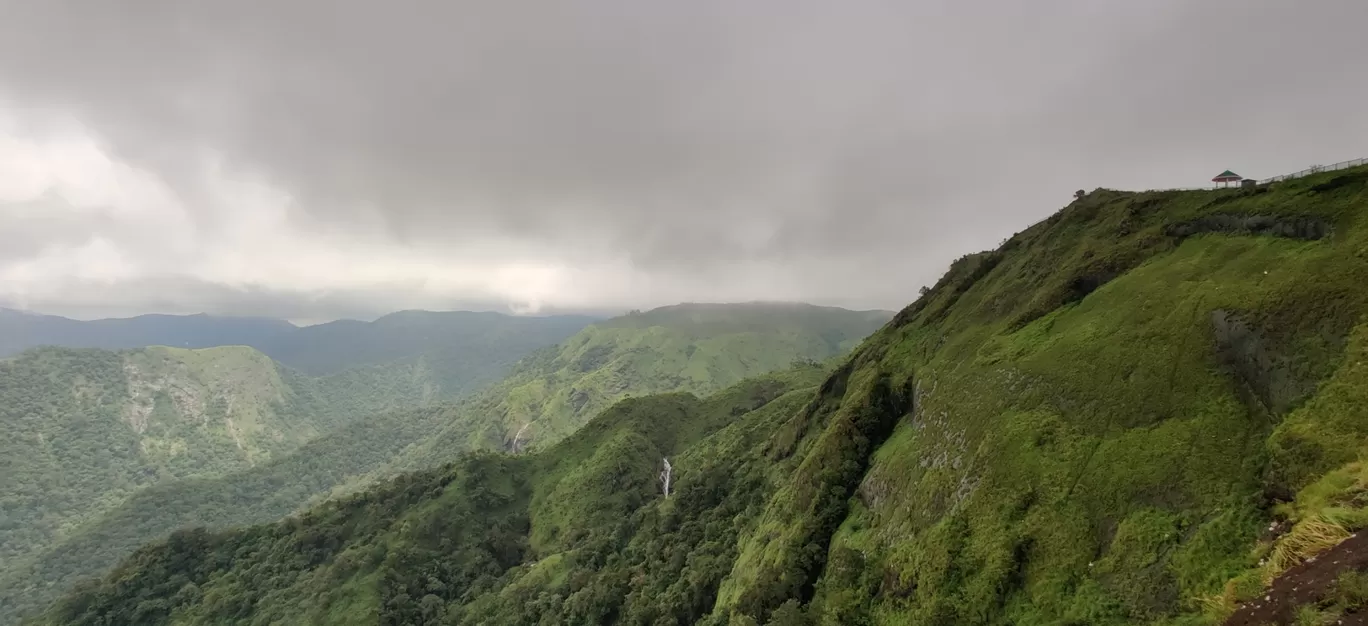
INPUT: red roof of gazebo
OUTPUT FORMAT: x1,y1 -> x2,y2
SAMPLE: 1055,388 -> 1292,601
1212,170 -> 1242,182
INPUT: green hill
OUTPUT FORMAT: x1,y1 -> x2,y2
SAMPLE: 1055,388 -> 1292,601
34,165 -> 1368,626
395,301 -> 893,467
0,303 -> 888,623
0,309 -> 598,399
0,310 -> 597,578
253,311 -> 598,383
0,345 -> 442,579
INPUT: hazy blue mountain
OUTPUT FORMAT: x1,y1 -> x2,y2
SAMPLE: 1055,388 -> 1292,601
1,309 -> 598,393
256,310 -> 599,377
0,309 -> 295,357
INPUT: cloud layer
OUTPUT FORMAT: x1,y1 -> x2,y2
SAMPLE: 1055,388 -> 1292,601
2,0 -> 1366,320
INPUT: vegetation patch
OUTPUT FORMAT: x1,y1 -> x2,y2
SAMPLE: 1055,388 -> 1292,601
1165,214 -> 1333,241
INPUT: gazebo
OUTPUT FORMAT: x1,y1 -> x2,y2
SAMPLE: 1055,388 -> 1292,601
1212,170 -> 1243,188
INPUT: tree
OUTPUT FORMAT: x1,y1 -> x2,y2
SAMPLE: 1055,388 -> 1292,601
766,600 -> 811,626
419,594 -> 445,623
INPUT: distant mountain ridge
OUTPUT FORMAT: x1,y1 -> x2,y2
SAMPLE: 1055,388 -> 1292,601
0,309 -> 296,357
0,309 -> 602,403
0,308 -> 599,372
258,310 -> 599,377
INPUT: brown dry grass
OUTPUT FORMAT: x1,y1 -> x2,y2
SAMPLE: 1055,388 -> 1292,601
1195,515 -> 1352,622
1264,516 -> 1352,584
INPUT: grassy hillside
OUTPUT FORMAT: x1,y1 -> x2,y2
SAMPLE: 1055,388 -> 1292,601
0,303 -> 887,623
732,167 -> 1365,625
31,165 -> 1368,626
785,169 -> 1368,626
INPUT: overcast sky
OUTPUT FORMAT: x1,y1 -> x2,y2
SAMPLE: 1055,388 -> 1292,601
1,0 -> 1365,322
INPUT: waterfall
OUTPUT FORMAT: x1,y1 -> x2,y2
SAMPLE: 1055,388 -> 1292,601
512,422 -> 531,454
659,457 -> 673,498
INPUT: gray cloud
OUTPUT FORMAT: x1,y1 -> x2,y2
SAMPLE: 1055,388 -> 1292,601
1,0 -> 1366,319
0,275 -> 597,324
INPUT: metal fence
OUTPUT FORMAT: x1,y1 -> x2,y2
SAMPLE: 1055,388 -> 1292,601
1138,156 -> 1366,192
1142,185 -> 1214,192
1257,157 -> 1368,184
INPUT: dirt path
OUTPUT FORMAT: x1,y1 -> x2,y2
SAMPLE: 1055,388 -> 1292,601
1224,532 -> 1368,626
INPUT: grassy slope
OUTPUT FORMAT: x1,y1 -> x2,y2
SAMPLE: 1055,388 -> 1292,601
2,303 -> 887,623
719,168 -> 1368,625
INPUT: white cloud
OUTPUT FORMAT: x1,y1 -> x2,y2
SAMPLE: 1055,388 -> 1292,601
0,112 -> 601,317
0,110 -> 860,319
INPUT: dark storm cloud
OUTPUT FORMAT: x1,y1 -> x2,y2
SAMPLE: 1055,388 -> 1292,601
1,0 -> 1366,317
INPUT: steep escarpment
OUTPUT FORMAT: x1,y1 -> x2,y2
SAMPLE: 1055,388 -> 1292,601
0,344 -> 450,616
2,347 -> 310,567
30,166 -> 1368,626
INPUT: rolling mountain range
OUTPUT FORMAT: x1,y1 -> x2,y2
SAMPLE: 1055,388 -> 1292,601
0,310 -> 296,358
0,302 -> 891,623
21,165 -> 1368,626
1,309 -> 598,389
